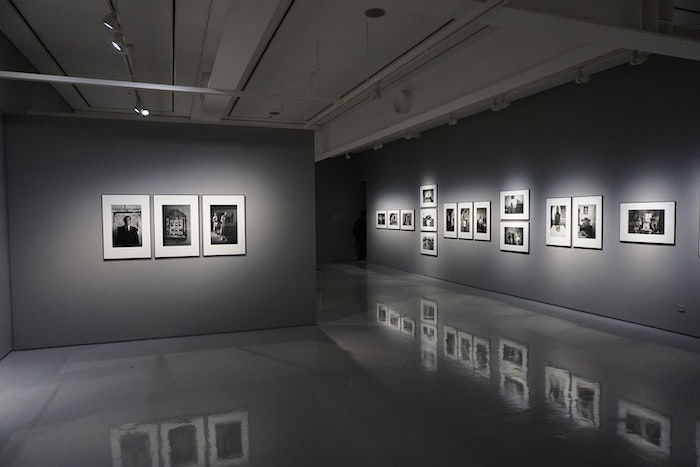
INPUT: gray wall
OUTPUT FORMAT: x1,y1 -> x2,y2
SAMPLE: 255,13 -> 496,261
359,55 -> 700,338
5,115 -> 316,349
316,157 -> 365,262
0,115 -> 11,358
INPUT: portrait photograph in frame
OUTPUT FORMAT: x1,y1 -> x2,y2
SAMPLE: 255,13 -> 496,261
501,189 -> 530,220
420,184 -> 437,208
387,209 -> 401,230
619,201 -> 675,245
102,194 -> 152,260
153,195 -> 200,258
376,210 -> 387,229
443,203 -> 457,239
474,201 -> 491,241
500,221 -> 529,253
572,196 -> 603,249
400,209 -> 415,231
545,197 -> 572,247
420,208 -> 437,232
458,202 -> 473,240
420,232 -> 438,256
202,195 -> 246,256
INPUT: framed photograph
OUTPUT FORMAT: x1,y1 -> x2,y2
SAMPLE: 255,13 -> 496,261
160,417 -> 206,467
111,423 -> 158,467
474,201 -> 491,241
420,208 -> 437,232
545,366 -> 571,414
400,316 -> 416,336
420,298 -> 438,323
572,196 -> 603,249
572,376 -> 600,427
376,210 -> 387,229
443,203 -> 457,239
102,194 -> 151,260
202,195 -> 246,256
545,197 -> 571,247
501,189 -> 530,220
153,195 -> 200,258
500,221 -> 529,253
400,209 -> 415,231
420,232 -> 438,256
617,400 -> 670,456
457,202 -> 473,240
420,184 -> 437,208
620,201 -> 675,245
207,410 -> 250,466
387,209 -> 400,230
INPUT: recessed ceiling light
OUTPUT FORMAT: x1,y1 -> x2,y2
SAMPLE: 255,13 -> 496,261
364,8 -> 386,18
102,11 -> 118,30
111,32 -> 126,53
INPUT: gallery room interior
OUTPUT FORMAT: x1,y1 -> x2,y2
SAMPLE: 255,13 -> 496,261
0,0 -> 699,466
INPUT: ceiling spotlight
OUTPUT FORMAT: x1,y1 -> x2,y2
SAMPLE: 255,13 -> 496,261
102,11 -> 119,30
364,8 -> 386,18
630,50 -> 648,66
111,31 -> 127,53
140,108 -> 150,117
574,68 -> 590,84
491,95 -> 510,112
373,142 -> 383,151
448,115 -> 458,126
133,95 -> 149,117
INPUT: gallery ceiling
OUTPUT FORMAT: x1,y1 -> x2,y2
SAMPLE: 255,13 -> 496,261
0,0 -> 699,159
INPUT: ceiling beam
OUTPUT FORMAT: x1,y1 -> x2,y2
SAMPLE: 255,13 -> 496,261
0,70 -> 339,103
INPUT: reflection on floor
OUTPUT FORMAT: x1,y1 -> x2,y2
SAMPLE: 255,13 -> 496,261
0,262 -> 699,466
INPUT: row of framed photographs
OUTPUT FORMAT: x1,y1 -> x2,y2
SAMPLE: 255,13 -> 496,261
101,194 -> 246,260
375,209 -> 415,230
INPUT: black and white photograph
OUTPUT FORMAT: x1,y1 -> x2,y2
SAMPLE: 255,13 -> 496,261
420,184 -> 437,208
420,232 -> 438,256
387,209 -> 400,230
457,202 -> 473,240
617,400 -> 671,456
102,194 -> 152,260
400,316 -> 416,336
474,201 -> 491,241
420,208 -> 437,232
545,366 -> 571,414
376,210 -> 387,229
572,196 -> 603,249
153,195 -> 200,258
160,417 -> 206,467
619,201 -> 675,245
110,422 -> 159,467
500,189 -> 530,220
202,195 -> 246,256
545,197 -> 571,247
473,336 -> 491,378
207,410 -> 250,466
443,326 -> 458,360
572,376 -> 600,427
500,221 -> 529,253
457,331 -> 473,366
400,209 -> 415,231
420,298 -> 438,323
443,203 -> 457,239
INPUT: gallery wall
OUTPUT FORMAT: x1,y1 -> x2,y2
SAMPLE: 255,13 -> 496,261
359,54 -> 700,338
0,115 -> 11,358
5,115 -> 316,349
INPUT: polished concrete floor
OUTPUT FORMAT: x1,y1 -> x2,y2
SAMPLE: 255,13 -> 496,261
1,263 -> 699,466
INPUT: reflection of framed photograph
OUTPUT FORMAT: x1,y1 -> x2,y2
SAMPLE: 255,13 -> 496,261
443,326 -> 458,359
420,298 -> 438,323
545,197 -> 571,247
500,221 -> 529,253
457,331 -> 473,366
400,316 -> 416,336
473,335 -> 491,378
421,323 -> 438,345
161,418 -> 206,467
443,203 -> 457,239
377,303 -> 388,323
420,208 -> 437,232
388,308 -> 401,329
376,210 -> 387,229
102,194 -> 152,260
617,400 -> 670,456
545,366 -> 571,413
420,184 -> 437,208
400,209 -> 415,231
501,189 -> 529,220
387,209 -> 400,230
207,410 -> 250,466
473,201 -> 491,241
111,423 -> 158,467
154,195 -> 200,258
572,376 -> 600,427
499,338 -> 528,374
620,201 -> 675,245
420,232 -> 438,256
457,202 -> 473,240
202,195 -> 246,256
572,196 -> 603,249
